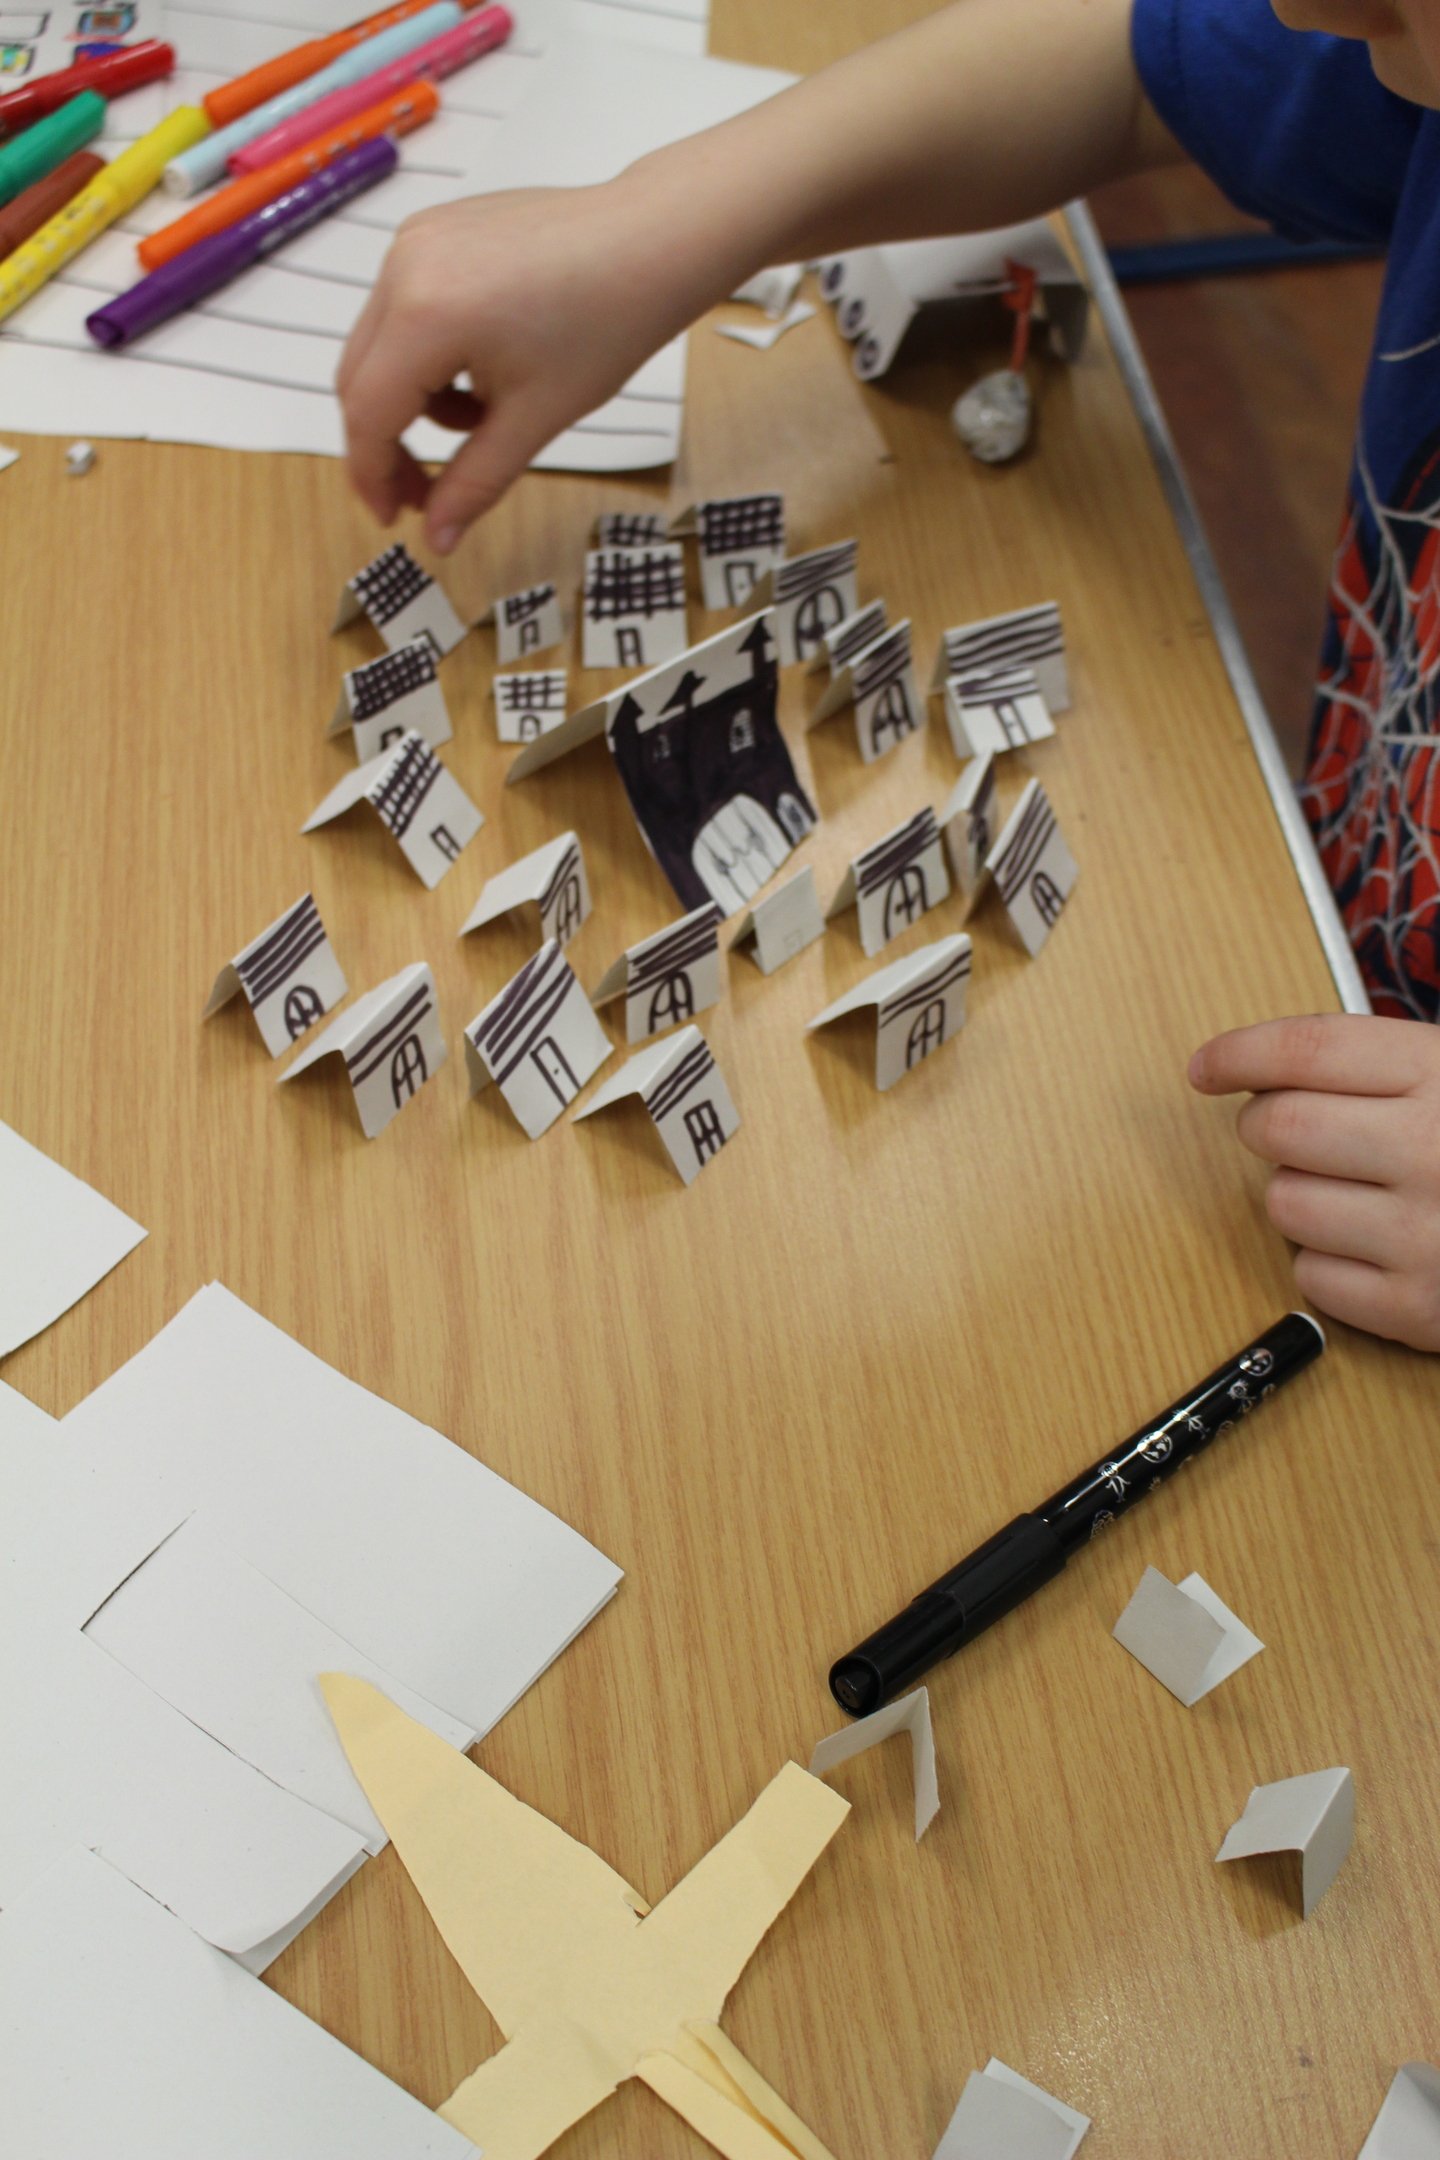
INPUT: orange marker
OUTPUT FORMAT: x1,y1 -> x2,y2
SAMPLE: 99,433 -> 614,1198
139,80 -> 438,271
202,0 -> 478,128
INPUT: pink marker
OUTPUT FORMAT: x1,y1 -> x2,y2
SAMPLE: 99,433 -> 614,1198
228,3 -> 512,174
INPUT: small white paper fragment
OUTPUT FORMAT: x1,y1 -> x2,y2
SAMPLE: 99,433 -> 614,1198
484,579 -> 565,663
465,941 -> 612,1141
573,1024 -> 738,1185
730,865 -> 825,975
943,663 -> 1055,760
494,667 -> 568,744
333,542 -> 469,658
940,754 -> 998,916
716,298 -> 816,350
594,510 -> 670,549
1215,1766 -> 1355,1918
334,638 -> 452,763
828,806 -> 950,958
1112,1567 -> 1264,1707
0,1121 -> 146,1358
808,936 -> 971,1090
672,493 -> 785,609
730,262 -> 803,317
811,618 -> 923,763
0,444 -> 18,474
66,439 -> 95,476
203,893 -> 347,1057
935,2060 -> 1090,2160
809,1685 -> 939,1840
1358,2064 -> 1440,2160
592,904 -> 724,1043
753,540 -> 859,665
930,600 -> 1069,713
581,543 -> 688,669
807,595 -> 888,677
983,778 -> 1077,957
459,832 -> 592,951
302,730 -> 483,889
279,964 -> 445,1139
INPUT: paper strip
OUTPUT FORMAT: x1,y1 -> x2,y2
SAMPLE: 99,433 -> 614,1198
810,1685 -> 940,1839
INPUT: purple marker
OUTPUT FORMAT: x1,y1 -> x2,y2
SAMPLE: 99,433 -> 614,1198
84,133 -> 397,348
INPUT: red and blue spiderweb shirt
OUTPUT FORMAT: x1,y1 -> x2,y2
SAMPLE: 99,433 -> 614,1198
1133,0 -> 1440,1020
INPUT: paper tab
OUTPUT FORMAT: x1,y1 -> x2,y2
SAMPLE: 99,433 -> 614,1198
808,936 -> 971,1090
827,806 -> 950,958
465,942 -> 612,1140
203,892 -> 346,1057
592,904 -> 724,1043
279,964 -> 446,1138
934,2060 -> 1090,2160
810,1685 -> 939,1840
1215,1767 -> 1355,1917
1112,1567 -> 1263,1706
334,542 -> 469,657
459,833 -> 592,950
574,1025 -> 739,1184
0,1120 -> 145,1358
730,865 -> 825,975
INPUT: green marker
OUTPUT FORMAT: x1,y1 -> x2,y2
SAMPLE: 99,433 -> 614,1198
0,90 -> 106,209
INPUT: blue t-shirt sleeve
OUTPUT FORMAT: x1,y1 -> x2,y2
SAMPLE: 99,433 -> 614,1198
1131,0 -> 1420,245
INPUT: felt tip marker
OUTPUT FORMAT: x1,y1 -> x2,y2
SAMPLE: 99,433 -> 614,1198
202,0 -> 484,128
0,90 -> 106,208
829,1311 -> 1326,1717
0,150 -> 105,261
0,38 -> 173,139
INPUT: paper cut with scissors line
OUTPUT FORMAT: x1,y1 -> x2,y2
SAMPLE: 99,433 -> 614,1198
573,1025 -> 738,1185
810,1685 -> 939,1840
465,942 -> 611,1140
939,754 -> 998,916
333,638 -> 453,763
715,298 -> 816,350
671,493 -> 785,608
823,222 -> 1089,383
752,540 -> 859,665
930,600 -> 1069,713
592,904 -> 723,1043
333,543 -> 469,658
1357,2063 -> 1440,2159
594,511 -> 669,549
980,778 -> 1077,956
730,865 -> 825,974
827,807 -> 950,957
809,618 -> 922,763
0,1121 -> 146,1360
582,544 -> 688,669
302,730 -> 483,889
483,581 -> 564,663
279,964 -> 446,1139
1215,1767 -> 1354,1918
934,2059 -> 1091,2160
203,893 -> 347,1056
730,263 -> 804,317
494,669 -> 568,744
806,596 -> 888,676
943,663 -> 1054,761
322,1674 -> 849,2160
459,833 -> 591,950
1112,1567 -> 1263,1706
808,936 -> 971,1090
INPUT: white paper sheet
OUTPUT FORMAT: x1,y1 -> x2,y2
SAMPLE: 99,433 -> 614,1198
465,939 -> 612,1138
729,864 -> 824,975
494,666 -> 569,743
1112,1566 -> 1264,1707
592,903 -> 723,1043
983,777 -> 1077,958
279,963 -> 446,1136
203,892 -> 347,1056
1215,1767 -> 1355,1918
1358,2064 -> 1440,2160
808,936 -> 971,1090
827,807 -> 950,959
0,1848 -> 480,2160
753,541 -> 859,667
333,638 -> 453,762
809,1686 -> 939,1840
303,731 -> 483,888
939,754 -> 998,915
671,492 -> 785,609
811,617 -> 922,763
943,663 -> 1055,760
930,600 -> 1070,712
458,831 -> 591,948
484,579 -> 565,662
0,1119 -> 146,1358
573,1023 -> 738,1184
934,2060 -> 1090,2160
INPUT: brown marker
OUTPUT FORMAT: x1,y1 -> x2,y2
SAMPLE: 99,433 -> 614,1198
0,151 -> 106,261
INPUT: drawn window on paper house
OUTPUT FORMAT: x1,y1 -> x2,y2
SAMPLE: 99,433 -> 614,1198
539,839 -> 586,947
232,894 -> 332,1046
343,976 -> 436,1121
349,641 -> 437,725
389,1034 -> 428,1105
282,984 -> 324,1038
906,1000 -> 945,1068
772,542 -> 859,662
584,547 -> 687,669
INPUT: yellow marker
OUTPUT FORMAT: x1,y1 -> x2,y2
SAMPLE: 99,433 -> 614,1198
0,104 -> 209,324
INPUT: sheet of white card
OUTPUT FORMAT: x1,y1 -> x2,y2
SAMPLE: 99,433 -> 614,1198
573,1024 -> 738,1184
0,1849 -> 479,2160
1112,1566 -> 1264,1706
716,299 -> 816,350
279,964 -> 447,1137
1358,2064 -> 1440,2160
731,864 -> 825,973
465,941 -> 612,1139
458,832 -> 591,949
1215,1767 -> 1355,1917
809,1686 -> 939,1840
0,1120 -> 146,1358
934,2061 -> 1090,2160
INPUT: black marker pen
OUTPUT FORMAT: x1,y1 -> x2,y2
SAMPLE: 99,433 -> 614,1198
829,1311 -> 1325,1717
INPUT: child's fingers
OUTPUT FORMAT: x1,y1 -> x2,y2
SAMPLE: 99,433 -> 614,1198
1292,1247 -> 1428,1347
421,397 -> 555,553
424,385 -> 486,433
1189,1014 -> 1424,1099
340,333 -> 449,524
1264,1168 -> 1403,1267
1234,1088 -> 1412,1184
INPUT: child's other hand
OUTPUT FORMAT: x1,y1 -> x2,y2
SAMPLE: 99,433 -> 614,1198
1189,1014 -> 1440,1350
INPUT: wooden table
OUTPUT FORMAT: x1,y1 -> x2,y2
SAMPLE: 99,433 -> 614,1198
3,4 -> 1436,2153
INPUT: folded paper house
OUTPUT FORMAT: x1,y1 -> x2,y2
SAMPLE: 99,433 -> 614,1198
465,942 -> 612,1140
751,541 -> 859,666
805,596 -> 887,677
459,833 -> 591,951
203,892 -> 347,1056
938,754 -> 998,915
930,600 -> 1070,712
827,806 -> 951,958
808,617 -> 922,763
592,903 -> 723,1044
1112,1567 -> 1263,1707
302,731 -> 483,889
482,580 -> 565,663
810,1685 -> 940,1841
730,865 -> 825,975
980,778 -> 1078,958
671,493 -> 786,608
581,543 -> 688,669
933,2059 -> 1090,2160
332,639 -> 452,764
493,668 -> 568,744
808,935 -> 971,1090
1215,1767 -> 1354,1919
333,542 -> 469,658
573,1025 -> 739,1185
279,964 -> 446,1138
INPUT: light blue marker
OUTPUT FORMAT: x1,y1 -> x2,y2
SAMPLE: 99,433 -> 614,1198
164,1 -> 461,197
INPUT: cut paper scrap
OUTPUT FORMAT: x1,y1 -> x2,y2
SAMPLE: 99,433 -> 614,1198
494,667 -> 568,744
302,729 -> 483,888
943,662 -> 1054,761
934,2059 -> 1090,2160
582,542 -> 689,669
982,777 -> 1077,957
279,963 -> 446,1139
715,298 -> 816,351
930,600 -> 1070,715
1358,2064 -> 1440,2160
0,1118 -> 145,1359
752,540 -> 859,666
809,617 -> 922,764
203,892 -> 347,1057
322,1673 -> 849,2160
808,935 -> 971,1092
671,492 -> 786,609
940,754 -> 998,915
730,865 -> 825,975
332,637 -> 453,763
333,542 -> 469,658
459,832 -> 592,950
827,806 -> 951,958
482,579 -> 564,663
809,1684 -> 939,1841
592,903 -> 724,1044
0,1848 -> 480,2160
731,263 -> 804,317
1112,1566 -> 1264,1707
596,510 -> 670,548
574,1024 -> 738,1186
806,595 -> 888,677
0,443 -> 18,473
465,941 -> 611,1141
1215,1767 -> 1354,1919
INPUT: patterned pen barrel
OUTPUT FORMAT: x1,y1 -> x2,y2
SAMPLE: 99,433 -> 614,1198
829,1312 -> 1326,1715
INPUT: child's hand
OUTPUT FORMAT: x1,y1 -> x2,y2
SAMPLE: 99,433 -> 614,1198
1189,1014 -> 1440,1350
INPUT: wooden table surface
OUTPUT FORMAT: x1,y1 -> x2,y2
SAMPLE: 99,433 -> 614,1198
3,4 -> 1437,2154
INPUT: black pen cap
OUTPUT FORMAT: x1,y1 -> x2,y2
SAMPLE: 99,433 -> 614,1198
829,1513 -> 1067,1716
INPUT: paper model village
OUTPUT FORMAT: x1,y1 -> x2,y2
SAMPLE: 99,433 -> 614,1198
205,494 -> 1084,1182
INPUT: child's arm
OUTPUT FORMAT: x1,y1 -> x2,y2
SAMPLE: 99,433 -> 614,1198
337,0 -> 1181,550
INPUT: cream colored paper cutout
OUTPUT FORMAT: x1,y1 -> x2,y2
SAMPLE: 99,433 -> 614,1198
321,1675 -> 847,2160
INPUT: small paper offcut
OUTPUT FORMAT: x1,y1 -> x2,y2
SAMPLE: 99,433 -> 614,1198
934,2060 -> 1090,2160
0,1120 -> 146,1358
1112,1567 -> 1264,1706
1215,1766 -> 1354,1918
716,300 -> 816,351
1358,2063 -> 1440,2159
809,1686 -> 939,1840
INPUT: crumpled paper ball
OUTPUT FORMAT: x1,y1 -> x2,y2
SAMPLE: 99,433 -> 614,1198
951,369 -> 1032,464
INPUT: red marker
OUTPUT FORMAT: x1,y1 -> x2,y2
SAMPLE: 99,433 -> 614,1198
0,40 -> 175,141
0,149 -> 105,260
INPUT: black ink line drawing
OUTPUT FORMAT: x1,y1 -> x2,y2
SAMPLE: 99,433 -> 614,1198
595,512 -> 669,549
877,952 -> 973,1078
430,823 -> 461,862
350,543 -> 433,629
584,548 -> 686,622
626,910 -> 721,1035
388,1034 -> 428,1106
345,980 -> 434,1091
235,895 -> 327,1010
537,840 -> 585,942
1032,867 -> 1067,927
682,1099 -> 726,1165
773,542 -> 858,657
282,984 -> 324,1039
368,735 -> 440,839
852,626 -> 919,756
697,496 -> 784,558
501,583 -> 558,655
470,943 -> 581,1094
823,599 -> 887,672
952,663 -> 1049,748
346,639 -> 437,722
856,810 -> 939,938
644,1036 -> 716,1124
991,784 -> 1056,905
498,672 -> 565,711
937,601 -> 1065,690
